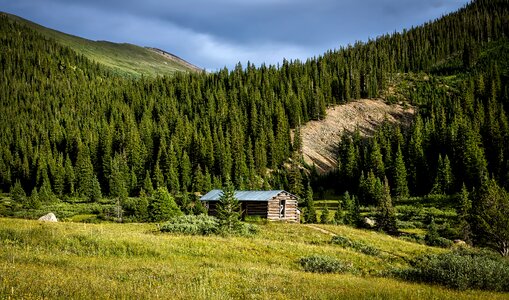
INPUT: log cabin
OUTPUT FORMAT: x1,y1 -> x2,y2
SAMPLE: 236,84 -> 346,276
200,190 -> 300,223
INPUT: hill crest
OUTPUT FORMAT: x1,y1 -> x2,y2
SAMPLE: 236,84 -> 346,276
1,12 -> 201,77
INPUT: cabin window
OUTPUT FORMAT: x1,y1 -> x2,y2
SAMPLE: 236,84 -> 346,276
279,200 -> 286,218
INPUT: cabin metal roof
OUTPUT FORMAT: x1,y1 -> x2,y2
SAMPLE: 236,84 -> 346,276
200,190 -> 290,201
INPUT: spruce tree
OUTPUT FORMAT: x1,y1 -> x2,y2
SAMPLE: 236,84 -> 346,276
393,144 -> 409,199
216,179 -> 242,234
377,177 -> 398,234
10,180 -> 26,204
343,191 -> 359,226
472,178 -> 509,256
370,140 -> 385,179
135,189 -> 149,221
148,187 -> 182,222
39,178 -> 54,203
431,154 -> 454,195
143,170 -> 154,196
75,145 -> 95,200
458,183 -> 472,244
90,175 -> 102,202
153,162 -> 165,189
425,217 -> 440,246
28,187 -> 41,209
320,203 -> 330,224
333,197 -> 344,225
304,182 -> 317,223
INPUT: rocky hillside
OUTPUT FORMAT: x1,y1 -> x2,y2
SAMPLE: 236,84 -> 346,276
301,99 -> 414,173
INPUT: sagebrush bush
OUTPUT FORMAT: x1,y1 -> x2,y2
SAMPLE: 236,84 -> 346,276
160,215 -> 258,236
395,249 -> 509,292
160,215 -> 219,235
299,255 -> 353,274
331,235 -> 381,256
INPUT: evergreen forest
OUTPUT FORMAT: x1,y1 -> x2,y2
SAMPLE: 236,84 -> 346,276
1,0 -> 509,253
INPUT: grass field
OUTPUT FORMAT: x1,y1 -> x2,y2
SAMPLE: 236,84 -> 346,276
3,12 -> 200,77
0,218 -> 507,299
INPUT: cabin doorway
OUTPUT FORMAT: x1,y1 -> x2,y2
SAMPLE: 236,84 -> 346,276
279,200 -> 286,219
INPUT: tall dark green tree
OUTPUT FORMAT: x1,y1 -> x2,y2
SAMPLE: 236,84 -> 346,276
392,144 -> 409,199
458,183 -> 472,244
472,178 -> 509,256
216,179 -> 242,233
304,182 -> 317,223
376,178 -> 398,234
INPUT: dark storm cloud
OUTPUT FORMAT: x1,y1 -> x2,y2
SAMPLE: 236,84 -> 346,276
0,0 -> 469,70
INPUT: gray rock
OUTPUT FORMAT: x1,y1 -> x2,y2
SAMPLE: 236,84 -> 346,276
38,212 -> 58,222
364,217 -> 376,228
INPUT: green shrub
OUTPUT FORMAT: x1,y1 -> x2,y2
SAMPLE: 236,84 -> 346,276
160,215 -> 259,237
299,255 -> 353,274
331,235 -> 381,256
160,215 -> 219,235
395,249 -> 509,291
428,236 -> 453,248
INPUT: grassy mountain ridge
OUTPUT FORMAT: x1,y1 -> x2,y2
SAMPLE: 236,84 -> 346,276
1,11 -> 202,77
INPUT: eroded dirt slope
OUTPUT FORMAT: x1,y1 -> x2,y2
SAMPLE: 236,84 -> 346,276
301,99 -> 414,174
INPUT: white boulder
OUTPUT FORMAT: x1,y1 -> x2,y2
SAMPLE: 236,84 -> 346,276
38,212 -> 58,222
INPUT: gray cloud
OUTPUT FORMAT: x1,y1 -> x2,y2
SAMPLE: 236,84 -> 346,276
0,0 -> 469,70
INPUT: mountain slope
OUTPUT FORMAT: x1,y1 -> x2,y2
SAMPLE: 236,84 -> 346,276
1,12 -> 201,77
301,99 -> 414,174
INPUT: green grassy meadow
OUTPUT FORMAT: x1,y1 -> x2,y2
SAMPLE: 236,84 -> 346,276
0,218 -> 506,299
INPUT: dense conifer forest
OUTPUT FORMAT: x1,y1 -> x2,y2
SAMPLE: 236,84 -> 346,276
1,0 -> 509,251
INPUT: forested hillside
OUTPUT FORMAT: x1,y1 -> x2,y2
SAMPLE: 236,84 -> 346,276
0,12 -> 202,76
1,0 -> 508,239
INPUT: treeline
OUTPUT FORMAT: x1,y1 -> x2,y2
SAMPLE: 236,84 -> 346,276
0,0 -> 508,204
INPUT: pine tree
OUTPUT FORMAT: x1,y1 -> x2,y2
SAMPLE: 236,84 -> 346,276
304,182 -> 317,223
343,191 -> 359,226
153,162 -> 165,189
27,187 -> 41,209
64,155 -> 75,195
216,179 -> 242,233
370,140 -> 385,179
288,158 -> 304,198
333,197 -> 344,225
143,170 -> 154,196
431,154 -> 454,195
320,203 -> 330,224
109,154 -> 129,202
425,217 -> 440,246
393,144 -> 409,199
39,177 -> 54,203
180,151 -> 192,192
90,175 -> 102,202
458,183 -> 472,244
377,177 -> 398,234
148,187 -> 182,222
472,178 -> 509,256
75,145 -> 95,200
10,180 -> 26,204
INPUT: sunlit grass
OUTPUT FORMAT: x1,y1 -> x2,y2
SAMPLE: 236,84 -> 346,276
0,218 -> 506,299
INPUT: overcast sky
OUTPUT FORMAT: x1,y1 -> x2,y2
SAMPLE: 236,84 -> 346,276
1,0 -> 470,71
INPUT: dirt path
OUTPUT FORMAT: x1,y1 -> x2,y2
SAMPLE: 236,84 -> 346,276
305,224 -> 337,236
301,99 -> 414,174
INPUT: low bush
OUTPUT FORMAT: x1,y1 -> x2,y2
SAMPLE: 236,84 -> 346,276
160,215 -> 219,235
426,236 -> 453,248
331,235 -> 381,256
299,255 -> 353,274
394,249 -> 509,292
160,215 -> 258,236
